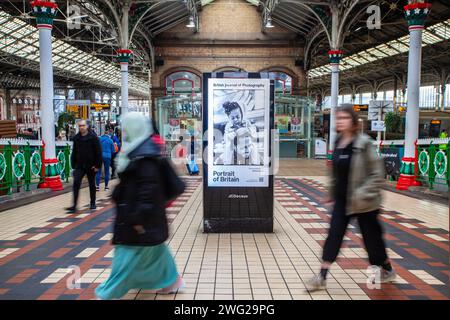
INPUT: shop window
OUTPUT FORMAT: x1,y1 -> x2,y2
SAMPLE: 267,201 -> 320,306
445,84 -> 450,109
166,71 -> 201,96
361,92 -> 372,104
322,96 -> 331,109
385,90 -> 394,101
419,85 -> 437,109
342,94 -> 352,104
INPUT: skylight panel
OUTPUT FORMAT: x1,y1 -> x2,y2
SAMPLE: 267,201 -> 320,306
387,40 -> 409,53
422,30 -> 442,44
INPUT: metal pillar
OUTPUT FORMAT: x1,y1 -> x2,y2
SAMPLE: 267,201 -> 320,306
120,60 -> 129,115
118,2 -> 131,116
327,7 -> 342,160
32,1 -> 63,191
328,50 -> 343,159
397,1 -> 431,190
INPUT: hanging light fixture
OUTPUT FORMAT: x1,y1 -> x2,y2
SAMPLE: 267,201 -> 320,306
265,16 -> 274,28
186,16 -> 195,28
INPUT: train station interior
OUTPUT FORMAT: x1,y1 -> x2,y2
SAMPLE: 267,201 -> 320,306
0,0 -> 448,301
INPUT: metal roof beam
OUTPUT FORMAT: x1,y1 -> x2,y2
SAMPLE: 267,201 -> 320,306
275,5 -> 315,30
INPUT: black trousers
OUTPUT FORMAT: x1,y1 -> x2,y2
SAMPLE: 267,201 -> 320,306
111,153 -> 117,178
72,167 -> 96,207
322,200 -> 388,266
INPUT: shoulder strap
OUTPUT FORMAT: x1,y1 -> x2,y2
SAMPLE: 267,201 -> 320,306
334,135 -> 342,150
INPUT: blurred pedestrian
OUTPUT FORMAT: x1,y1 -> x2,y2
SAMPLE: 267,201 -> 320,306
305,104 -> 395,292
150,118 -> 165,155
110,127 -> 121,178
87,120 -> 98,136
111,127 -> 122,179
68,127 -> 76,141
66,120 -> 102,213
96,131 -> 115,191
95,112 -> 184,300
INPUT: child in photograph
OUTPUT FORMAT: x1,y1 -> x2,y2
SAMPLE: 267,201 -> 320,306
219,101 -> 260,165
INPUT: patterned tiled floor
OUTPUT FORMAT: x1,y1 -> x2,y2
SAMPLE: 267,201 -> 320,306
0,176 -> 448,300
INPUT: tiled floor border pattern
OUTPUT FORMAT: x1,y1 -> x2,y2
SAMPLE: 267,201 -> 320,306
0,176 -> 448,300
0,178 -> 200,300
277,178 -> 449,300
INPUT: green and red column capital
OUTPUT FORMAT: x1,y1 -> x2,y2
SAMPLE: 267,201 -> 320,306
30,1 -> 58,29
117,49 -> 133,64
328,50 -> 343,65
404,2 -> 431,31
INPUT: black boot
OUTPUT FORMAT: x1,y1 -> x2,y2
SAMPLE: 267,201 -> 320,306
65,206 -> 77,214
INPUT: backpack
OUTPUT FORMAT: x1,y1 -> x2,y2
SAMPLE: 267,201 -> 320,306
159,157 -> 186,202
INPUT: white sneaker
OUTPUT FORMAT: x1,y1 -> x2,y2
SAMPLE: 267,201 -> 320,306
156,276 -> 185,294
305,274 -> 327,292
381,268 -> 397,283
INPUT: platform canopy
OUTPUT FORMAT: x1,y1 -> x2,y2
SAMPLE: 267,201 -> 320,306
0,1 -> 449,96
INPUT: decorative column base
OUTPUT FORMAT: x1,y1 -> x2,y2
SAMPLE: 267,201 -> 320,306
38,159 -> 63,191
326,150 -> 333,167
396,157 -> 421,190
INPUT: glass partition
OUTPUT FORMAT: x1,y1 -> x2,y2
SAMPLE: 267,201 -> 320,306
275,95 -> 314,158
157,90 -> 314,159
156,95 -> 203,158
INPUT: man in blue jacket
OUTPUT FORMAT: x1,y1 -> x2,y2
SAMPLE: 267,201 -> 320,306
96,131 -> 115,191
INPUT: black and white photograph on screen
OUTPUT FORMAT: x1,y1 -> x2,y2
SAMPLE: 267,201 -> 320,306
213,95 -> 263,166
207,78 -> 270,187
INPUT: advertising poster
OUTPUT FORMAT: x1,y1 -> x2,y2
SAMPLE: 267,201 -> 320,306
290,117 -> 301,133
276,115 -> 290,134
168,118 -> 180,139
208,78 -> 270,187
379,146 -> 403,180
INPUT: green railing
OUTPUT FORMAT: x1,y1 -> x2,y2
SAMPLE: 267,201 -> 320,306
416,138 -> 450,190
55,142 -> 72,183
0,139 -> 72,195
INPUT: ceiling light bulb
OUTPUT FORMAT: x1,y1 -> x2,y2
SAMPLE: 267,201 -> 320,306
186,16 -> 195,28
265,17 -> 274,28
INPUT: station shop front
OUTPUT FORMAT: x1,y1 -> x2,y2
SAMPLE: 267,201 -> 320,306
155,70 -> 315,159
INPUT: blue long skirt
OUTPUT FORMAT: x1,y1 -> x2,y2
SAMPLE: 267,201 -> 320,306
95,243 -> 179,300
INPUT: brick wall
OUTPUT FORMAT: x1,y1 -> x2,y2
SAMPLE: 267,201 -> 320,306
151,0 -> 306,102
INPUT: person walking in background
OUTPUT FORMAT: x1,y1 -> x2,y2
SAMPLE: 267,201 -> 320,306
111,127 -> 121,178
66,120 -> 102,213
87,120 -> 98,136
305,104 -> 395,292
95,112 -> 184,300
68,127 -> 77,141
186,135 -> 199,175
96,131 -> 115,191
151,118 -> 165,155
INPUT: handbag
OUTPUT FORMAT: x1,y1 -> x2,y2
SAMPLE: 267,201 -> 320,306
159,157 -> 186,201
